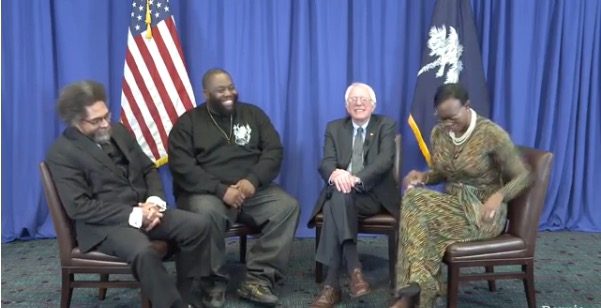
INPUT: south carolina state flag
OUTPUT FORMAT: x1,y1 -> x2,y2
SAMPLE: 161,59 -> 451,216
408,0 -> 490,165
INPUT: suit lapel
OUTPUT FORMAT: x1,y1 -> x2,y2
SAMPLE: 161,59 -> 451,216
111,129 -> 136,178
341,119 -> 354,167
64,127 -> 124,177
363,116 -> 377,155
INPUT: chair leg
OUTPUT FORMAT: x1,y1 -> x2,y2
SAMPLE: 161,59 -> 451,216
141,292 -> 151,308
315,226 -> 324,283
239,235 -> 248,263
98,274 -> 109,300
446,264 -> 460,308
485,266 -> 496,292
60,269 -> 74,308
523,261 -> 537,308
388,231 -> 397,289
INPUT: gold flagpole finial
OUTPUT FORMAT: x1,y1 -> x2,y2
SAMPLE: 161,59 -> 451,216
145,0 -> 152,38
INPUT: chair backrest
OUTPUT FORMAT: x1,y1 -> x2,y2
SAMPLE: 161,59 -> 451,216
394,134 -> 402,185
39,162 -> 76,265
506,146 -> 553,256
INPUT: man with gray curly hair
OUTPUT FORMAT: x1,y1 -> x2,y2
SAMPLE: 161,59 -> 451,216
46,80 -> 211,308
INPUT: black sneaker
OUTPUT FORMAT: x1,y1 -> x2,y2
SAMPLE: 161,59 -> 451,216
201,288 -> 225,308
236,282 -> 278,306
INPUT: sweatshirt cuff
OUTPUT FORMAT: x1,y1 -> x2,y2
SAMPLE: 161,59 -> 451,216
129,207 -> 144,228
246,173 -> 261,189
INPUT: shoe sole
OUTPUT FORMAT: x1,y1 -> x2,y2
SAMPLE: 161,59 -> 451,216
349,288 -> 371,298
237,291 -> 278,307
201,296 -> 225,308
238,296 -> 277,307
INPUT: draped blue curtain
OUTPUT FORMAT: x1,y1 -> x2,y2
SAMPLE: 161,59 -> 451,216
2,0 -> 600,242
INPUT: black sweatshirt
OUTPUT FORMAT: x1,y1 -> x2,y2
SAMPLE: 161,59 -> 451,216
168,102 -> 283,199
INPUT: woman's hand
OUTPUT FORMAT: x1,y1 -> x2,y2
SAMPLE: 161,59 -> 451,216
403,170 -> 426,189
480,192 -> 504,225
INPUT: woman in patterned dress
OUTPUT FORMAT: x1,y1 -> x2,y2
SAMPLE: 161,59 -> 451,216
389,83 -> 532,308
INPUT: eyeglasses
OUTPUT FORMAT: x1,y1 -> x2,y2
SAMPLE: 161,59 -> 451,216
82,112 -> 111,126
434,106 -> 467,124
347,97 -> 372,104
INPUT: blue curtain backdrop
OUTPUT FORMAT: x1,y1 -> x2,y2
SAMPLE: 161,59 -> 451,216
2,0 -> 600,242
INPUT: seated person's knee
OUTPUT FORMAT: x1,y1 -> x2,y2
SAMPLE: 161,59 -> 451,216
185,196 -> 224,216
132,244 -> 161,261
185,213 -> 212,234
277,196 -> 300,220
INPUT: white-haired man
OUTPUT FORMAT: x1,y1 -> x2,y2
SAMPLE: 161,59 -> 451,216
307,83 -> 400,307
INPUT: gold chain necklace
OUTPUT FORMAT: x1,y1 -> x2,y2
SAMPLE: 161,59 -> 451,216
207,105 -> 233,143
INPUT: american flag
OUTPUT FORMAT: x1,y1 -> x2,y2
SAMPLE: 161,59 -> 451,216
120,0 -> 196,166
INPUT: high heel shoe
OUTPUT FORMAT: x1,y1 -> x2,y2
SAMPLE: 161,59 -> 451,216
389,282 -> 421,308
393,282 -> 420,298
388,294 -> 420,308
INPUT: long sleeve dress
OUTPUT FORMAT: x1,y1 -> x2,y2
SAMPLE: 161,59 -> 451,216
395,116 -> 532,307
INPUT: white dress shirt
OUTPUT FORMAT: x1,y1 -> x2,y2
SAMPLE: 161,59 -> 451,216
328,119 -> 370,185
128,196 -> 167,228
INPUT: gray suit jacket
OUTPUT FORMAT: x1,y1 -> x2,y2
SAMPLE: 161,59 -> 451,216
45,123 -> 165,252
307,114 -> 400,228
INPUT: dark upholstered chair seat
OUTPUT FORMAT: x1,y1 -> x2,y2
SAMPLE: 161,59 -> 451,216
71,249 -> 125,264
314,212 -> 397,227
70,240 -> 169,266
444,234 -> 526,261
358,213 -> 397,226
226,223 -> 256,236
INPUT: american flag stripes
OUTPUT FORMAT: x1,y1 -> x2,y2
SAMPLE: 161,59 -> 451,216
120,0 -> 196,166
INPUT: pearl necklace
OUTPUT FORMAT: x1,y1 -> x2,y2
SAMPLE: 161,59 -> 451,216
449,108 -> 477,145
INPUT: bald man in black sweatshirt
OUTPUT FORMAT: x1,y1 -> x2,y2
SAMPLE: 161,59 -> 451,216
168,68 -> 299,308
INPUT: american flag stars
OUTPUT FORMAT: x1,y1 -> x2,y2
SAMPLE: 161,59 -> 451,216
129,0 -> 171,37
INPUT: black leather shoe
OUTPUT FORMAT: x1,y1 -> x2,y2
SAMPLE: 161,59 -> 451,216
236,282 -> 278,306
201,288 -> 225,308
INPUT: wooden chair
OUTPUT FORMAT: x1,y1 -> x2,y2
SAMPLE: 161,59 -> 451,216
314,134 -> 402,287
226,223 -> 257,263
443,146 -> 553,308
39,162 -> 171,308
40,160 -> 256,307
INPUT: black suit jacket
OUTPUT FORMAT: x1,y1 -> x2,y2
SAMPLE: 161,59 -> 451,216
307,114 -> 400,228
45,123 -> 165,252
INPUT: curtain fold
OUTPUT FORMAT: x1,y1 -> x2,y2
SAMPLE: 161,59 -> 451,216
2,0 -> 59,241
2,0 -> 600,242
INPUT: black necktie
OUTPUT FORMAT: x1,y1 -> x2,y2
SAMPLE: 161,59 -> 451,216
100,142 -> 128,177
351,127 -> 364,174
100,142 -> 114,158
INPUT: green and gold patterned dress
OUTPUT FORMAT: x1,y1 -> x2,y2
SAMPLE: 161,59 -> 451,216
395,116 -> 532,307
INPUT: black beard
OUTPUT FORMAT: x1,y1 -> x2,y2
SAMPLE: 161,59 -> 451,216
207,95 -> 238,116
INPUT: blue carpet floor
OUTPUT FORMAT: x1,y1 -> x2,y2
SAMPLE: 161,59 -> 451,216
2,231 -> 600,307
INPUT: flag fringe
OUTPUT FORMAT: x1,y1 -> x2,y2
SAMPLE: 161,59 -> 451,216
145,0 -> 152,38
408,114 -> 432,166
154,155 -> 168,167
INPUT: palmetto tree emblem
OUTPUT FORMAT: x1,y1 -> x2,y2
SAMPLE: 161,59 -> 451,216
417,25 -> 464,84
